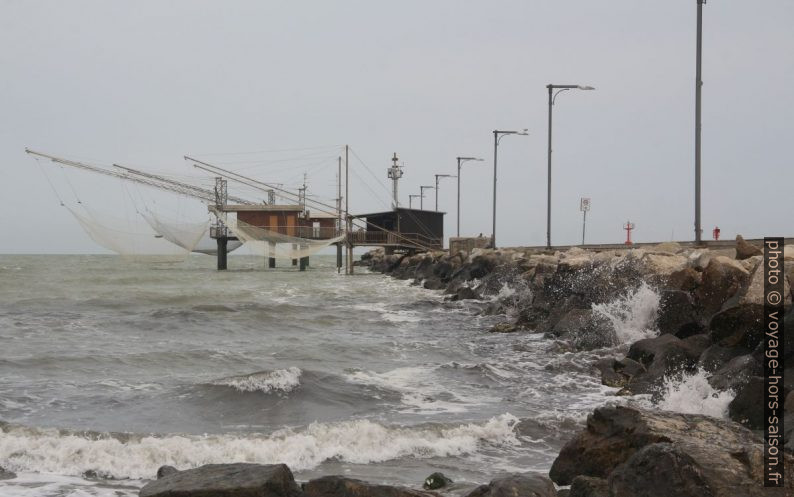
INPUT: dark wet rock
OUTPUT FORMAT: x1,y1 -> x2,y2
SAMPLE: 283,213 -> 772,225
304,476 -> 436,497
595,357 -> 646,388
450,286 -> 479,301
626,334 -> 681,366
656,290 -> 703,338
708,353 -> 763,392
735,234 -> 762,260
608,443 -> 714,497
549,308 -> 616,350
139,463 -> 301,497
157,465 -> 179,479
0,466 -> 16,480
549,405 -> 794,495
423,472 -> 453,490
698,343 -> 750,373
709,303 -> 765,349
625,334 -> 706,394
728,375 -> 767,430
568,476 -> 608,497
665,267 -> 701,292
422,277 -> 445,290
464,473 -> 556,497
695,256 -> 749,318
489,322 -> 518,333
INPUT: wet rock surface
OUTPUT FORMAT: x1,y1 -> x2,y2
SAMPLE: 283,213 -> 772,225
549,406 -> 794,496
139,463 -> 302,497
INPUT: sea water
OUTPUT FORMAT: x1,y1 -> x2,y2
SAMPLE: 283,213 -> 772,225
0,254 -> 730,496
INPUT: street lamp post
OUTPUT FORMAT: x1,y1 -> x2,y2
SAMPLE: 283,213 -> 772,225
455,157 -> 483,237
492,130 -> 528,249
409,194 -> 421,209
420,185 -> 434,210
434,174 -> 456,211
694,0 -> 706,244
546,84 -> 595,249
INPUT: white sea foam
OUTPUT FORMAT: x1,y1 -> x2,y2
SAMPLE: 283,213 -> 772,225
210,367 -> 302,394
592,282 -> 660,345
656,368 -> 735,418
0,415 -> 519,481
346,366 -> 491,413
351,302 -> 422,323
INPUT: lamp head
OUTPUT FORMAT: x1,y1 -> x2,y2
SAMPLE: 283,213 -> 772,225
577,85 -> 595,90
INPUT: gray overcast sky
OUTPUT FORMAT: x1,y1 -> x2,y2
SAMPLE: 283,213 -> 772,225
1,0 -> 792,253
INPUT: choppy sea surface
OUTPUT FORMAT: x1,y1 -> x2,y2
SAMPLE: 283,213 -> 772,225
0,254 -> 727,496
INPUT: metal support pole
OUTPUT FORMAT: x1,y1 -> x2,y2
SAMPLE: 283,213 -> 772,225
456,158 -> 461,237
337,156 -> 342,272
345,145 -> 353,274
492,131 -> 498,249
217,237 -> 227,270
694,0 -> 704,244
582,210 -> 587,246
435,176 -> 439,211
546,86 -> 553,250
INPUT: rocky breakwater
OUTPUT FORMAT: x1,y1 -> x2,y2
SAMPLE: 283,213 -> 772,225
138,463 -> 557,497
132,238 -> 792,497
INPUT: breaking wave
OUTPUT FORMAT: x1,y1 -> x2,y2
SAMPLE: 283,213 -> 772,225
0,414 -> 520,480
208,367 -> 302,394
592,282 -> 660,345
655,368 -> 735,418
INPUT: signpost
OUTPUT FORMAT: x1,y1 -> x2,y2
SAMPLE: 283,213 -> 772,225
580,197 -> 591,245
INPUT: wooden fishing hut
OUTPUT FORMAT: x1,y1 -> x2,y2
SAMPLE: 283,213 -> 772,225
210,203 -> 342,270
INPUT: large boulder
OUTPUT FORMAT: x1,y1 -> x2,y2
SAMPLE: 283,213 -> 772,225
594,357 -> 646,389
697,344 -> 750,373
656,290 -> 703,338
727,376 -> 767,430
607,443 -> 716,497
695,256 -> 749,318
549,308 -> 616,350
303,476 -> 436,497
464,473 -> 556,497
735,235 -> 762,260
708,353 -> 763,392
139,463 -> 302,497
549,405 -> 794,496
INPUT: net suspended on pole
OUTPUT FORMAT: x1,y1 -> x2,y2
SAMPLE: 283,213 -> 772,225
67,206 -> 208,263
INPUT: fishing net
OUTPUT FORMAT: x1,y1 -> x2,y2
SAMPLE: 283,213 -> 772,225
68,206 -> 208,262
224,216 -> 345,260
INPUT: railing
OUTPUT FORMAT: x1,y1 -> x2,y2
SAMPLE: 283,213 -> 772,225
350,230 -> 442,250
211,225 -> 343,240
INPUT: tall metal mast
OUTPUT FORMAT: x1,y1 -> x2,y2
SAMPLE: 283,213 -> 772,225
387,152 -> 403,210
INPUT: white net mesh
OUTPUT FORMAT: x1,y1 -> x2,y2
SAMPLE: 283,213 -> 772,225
68,207 -> 208,263
225,216 -> 345,260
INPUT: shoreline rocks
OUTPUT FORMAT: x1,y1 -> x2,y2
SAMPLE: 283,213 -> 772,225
549,405 -> 794,496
